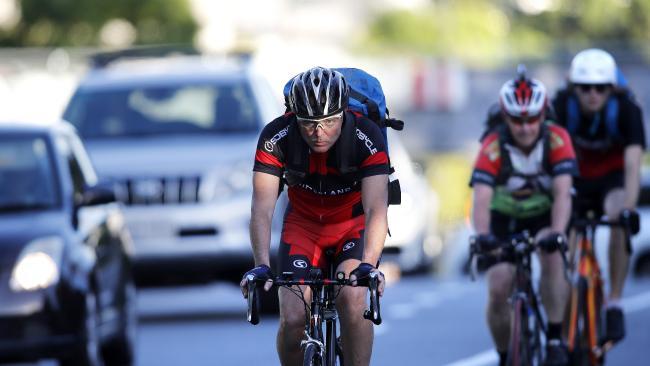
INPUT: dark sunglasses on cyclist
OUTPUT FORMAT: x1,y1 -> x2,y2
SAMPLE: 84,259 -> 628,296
575,83 -> 610,94
506,114 -> 542,126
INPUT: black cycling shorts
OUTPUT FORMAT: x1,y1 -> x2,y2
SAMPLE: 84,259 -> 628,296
479,210 -> 551,270
573,171 -> 624,218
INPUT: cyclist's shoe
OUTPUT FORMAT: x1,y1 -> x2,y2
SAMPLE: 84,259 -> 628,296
543,339 -> 569,366
605,307 -> 626,343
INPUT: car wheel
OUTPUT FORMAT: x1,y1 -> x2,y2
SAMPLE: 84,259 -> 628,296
60,292 -> 104,366
103,280 -> 137,366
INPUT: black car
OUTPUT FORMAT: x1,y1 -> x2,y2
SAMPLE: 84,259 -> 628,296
0,122 -> 136,365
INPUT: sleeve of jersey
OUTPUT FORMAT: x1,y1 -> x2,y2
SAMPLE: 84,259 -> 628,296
548,125 -> 579,176
358,122 -> 390,178
469,133 -> 501,187
621,99 -> 646,149
252,120 -> 285,177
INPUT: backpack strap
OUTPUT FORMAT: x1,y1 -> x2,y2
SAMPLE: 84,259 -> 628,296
336,111 -> 359,176
349,87 -> 380,123
283,119 -> 310,187
567,93 -> 621,142
604,96 -> 620,141
566,95 -> 580,135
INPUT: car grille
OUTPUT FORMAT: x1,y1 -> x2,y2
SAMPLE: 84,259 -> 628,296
109,176 -> 202,205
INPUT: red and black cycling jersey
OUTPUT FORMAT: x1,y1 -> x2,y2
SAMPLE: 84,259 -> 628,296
469,122 -> 578,188
253,112 -> 390,224
552,89 -> 646,179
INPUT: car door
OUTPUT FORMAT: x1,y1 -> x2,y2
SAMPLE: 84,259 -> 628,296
54,130 -> 124,319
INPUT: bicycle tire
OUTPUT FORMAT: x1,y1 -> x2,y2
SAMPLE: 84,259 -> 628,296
507,298 -> 529,366
303,342 -> 322,366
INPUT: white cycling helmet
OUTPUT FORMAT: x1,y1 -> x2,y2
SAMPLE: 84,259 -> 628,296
499,76 -> 547,118
569,48 -> 617,85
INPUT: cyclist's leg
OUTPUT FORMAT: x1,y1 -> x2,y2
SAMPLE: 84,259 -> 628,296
536,227 -> 570,325
486,263 -> 516,360
277,211 -> 321,366
332,218 -> 372,366
604,186 -> 628,342
603,187 -> 628,301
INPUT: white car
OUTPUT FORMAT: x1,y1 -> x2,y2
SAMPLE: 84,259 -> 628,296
383,130 -> 441,273
62,51 -> 284,285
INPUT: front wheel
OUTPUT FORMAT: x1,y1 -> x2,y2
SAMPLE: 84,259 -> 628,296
507,297 -> 529,366
303,342 -> 322,366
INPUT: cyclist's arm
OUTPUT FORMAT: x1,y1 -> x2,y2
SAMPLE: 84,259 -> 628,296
471,183 -> 493,234
361,174 -> 389,265
551,174 -> 572,233
623,144 -> 643,209
250,171 -> 280,267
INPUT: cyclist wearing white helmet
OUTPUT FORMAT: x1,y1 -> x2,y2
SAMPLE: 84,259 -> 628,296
552,49 -> 645,344
470,66 -> 578,366
241,66 -> 388,366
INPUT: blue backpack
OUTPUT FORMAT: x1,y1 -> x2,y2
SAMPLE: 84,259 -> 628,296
283,68 -> 404,150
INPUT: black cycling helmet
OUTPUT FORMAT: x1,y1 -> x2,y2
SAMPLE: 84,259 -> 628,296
288,67 -> 349,119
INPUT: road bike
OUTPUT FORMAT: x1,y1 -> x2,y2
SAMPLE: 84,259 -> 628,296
470,231 -> 550,366
245,253 -> 382,366
567,210 -> 632,366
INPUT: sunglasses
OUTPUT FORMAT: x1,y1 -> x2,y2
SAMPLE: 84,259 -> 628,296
575,84 -> 610,94
507,114 -> 542,126
297,112 -> 343,132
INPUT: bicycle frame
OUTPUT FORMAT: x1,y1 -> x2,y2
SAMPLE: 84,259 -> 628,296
507,234 -> 547,366
246,260 -> 381,366
567,218 -> 613,365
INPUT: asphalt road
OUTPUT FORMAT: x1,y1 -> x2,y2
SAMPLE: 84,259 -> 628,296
133,275 -> 650,366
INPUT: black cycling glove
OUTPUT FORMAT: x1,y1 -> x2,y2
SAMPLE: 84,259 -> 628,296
350,262 -> 378,287
473,233 -> 500,253
620,209 -> 640,235
538,233 -> 567,253
242,264 -> 273,285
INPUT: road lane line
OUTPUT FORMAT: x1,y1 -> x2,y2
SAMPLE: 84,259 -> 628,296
442,349 -> 497,366
442,289 -> 650,366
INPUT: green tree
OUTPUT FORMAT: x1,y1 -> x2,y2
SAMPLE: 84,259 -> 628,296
0,0 -> 197,47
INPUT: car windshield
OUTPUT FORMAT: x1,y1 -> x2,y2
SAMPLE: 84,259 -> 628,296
64,81 -> 261,138
0,136 -> 59,211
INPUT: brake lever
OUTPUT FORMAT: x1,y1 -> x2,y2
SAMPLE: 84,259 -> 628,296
246,275 -> 260,325
363,272 -> 382,325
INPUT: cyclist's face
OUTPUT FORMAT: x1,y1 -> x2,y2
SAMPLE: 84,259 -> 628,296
574,83 -> 612,114
297,112 -> 343,153
505,113 -> 542,151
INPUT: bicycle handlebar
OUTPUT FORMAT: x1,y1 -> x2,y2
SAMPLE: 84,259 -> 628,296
245,272 -> 382,325
572,217 -> 633,254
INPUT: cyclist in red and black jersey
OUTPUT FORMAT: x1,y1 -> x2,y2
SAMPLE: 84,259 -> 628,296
240,67 -> 388,366
470,71 -> 578,366
552,49 -> 645,343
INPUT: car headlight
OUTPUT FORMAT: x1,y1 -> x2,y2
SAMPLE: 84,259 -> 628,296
200,161 -> 253,201
10,237 -> 63,292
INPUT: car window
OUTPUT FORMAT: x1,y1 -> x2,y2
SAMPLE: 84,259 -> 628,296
0,136 -> 60,211
54,134 -> 95,205
64,81 -> 260,138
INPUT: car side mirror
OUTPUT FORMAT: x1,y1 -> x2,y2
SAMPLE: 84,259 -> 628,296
82,183 -> 116,206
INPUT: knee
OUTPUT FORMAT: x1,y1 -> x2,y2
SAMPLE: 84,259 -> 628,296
337,288 -> 367,324
488,282 -> 510,308
279,310 -> 304,334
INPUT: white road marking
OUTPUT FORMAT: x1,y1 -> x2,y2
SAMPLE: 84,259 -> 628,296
442,289 -> 650,366
443,349 -> 497,366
